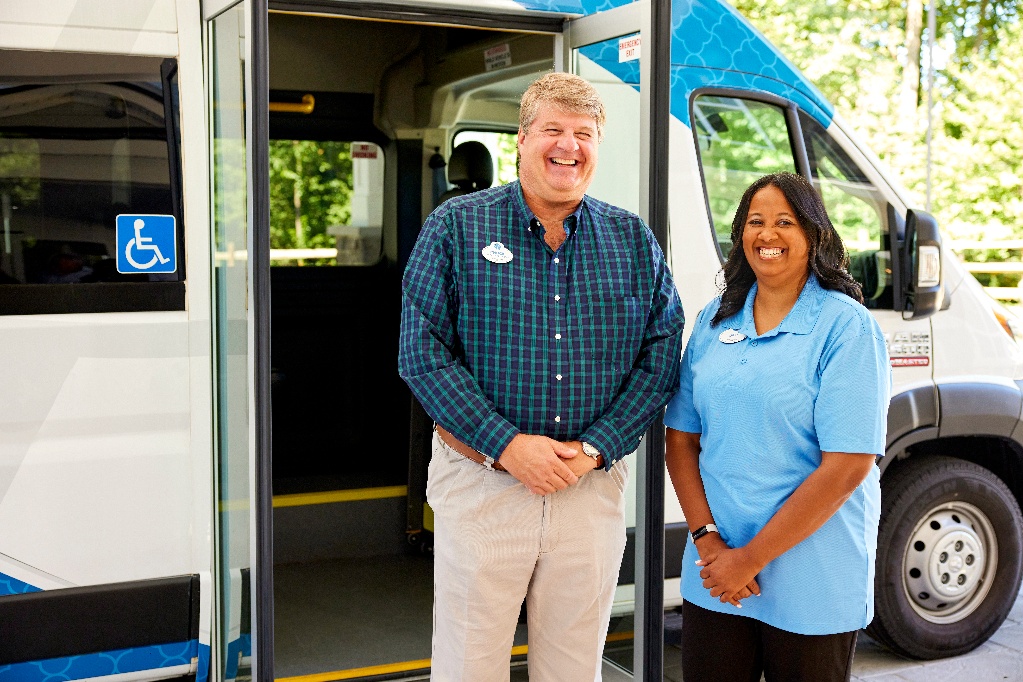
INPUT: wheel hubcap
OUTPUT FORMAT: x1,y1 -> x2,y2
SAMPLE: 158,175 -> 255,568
903,502 -> 997,624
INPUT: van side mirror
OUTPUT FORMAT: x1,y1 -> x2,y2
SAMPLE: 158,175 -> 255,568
902,209 -> 944,320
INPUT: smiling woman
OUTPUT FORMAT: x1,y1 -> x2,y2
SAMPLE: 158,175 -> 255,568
665,171 -> 890,682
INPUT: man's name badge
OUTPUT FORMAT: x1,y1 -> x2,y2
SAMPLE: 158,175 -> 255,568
482,241 -> 513,264
718,329 -> 746,344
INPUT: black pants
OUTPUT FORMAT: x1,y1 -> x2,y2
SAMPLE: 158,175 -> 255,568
680,600 -> 858,682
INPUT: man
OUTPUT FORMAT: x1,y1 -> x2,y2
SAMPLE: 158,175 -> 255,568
398,72 -> 685,681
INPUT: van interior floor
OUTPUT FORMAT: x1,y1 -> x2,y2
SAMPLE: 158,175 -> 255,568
273,554 -> 634,680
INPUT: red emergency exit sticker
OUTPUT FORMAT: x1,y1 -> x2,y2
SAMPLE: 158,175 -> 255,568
619,35 -> 641,62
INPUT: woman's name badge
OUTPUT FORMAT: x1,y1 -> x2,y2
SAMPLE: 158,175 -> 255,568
482,241 -> 513,264
718,329 -> 746,344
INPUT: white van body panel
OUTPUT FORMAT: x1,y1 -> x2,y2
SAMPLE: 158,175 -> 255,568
0,0 -> 178,56
933,256 -> 1023,382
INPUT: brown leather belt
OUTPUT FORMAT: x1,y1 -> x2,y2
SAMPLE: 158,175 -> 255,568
436,425 -> 507,471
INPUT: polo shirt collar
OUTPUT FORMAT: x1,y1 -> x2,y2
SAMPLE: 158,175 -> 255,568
734,272 -> 824,339
512,180 -> 587,238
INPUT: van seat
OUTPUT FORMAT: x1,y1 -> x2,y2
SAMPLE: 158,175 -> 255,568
438,141 -> 494,204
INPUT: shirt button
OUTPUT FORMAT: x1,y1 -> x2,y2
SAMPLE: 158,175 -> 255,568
556,374 -> 563,380
555,415 -> 561,423
741,359 -> 748,364
554,258 -> 560,264
751,340 -> 758,347
555,333 -> 562,340
554,295 -> 561,302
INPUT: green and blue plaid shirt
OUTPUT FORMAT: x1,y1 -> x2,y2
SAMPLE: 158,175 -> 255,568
398,181 -> 685,468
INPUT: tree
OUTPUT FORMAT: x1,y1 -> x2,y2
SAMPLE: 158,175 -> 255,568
729,0 -> 1023,245
268,140 -> 353,263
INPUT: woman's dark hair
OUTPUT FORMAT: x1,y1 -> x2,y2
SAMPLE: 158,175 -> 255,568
711,172 -> 863,326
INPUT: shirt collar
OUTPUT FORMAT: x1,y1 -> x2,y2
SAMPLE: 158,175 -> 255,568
512,180 -> 587,238
733,272 -> 824,339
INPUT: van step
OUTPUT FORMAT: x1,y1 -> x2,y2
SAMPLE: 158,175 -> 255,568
273,487 -> 409,563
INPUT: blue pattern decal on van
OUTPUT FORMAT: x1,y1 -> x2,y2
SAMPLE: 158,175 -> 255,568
196,642 -> 211,682
223,634 -> 252,680
515,0 -> 834,127
514,0 -> 584,11
0,572 -> 42,596
510,0 -> 626,13
0,641 -> 196,682
669,0 -> 832,125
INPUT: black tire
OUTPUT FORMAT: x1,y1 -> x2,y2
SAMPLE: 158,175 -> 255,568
868,455 -> 1023,659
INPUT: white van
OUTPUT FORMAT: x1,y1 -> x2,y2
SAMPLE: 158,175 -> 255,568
0,0 -> 1020,680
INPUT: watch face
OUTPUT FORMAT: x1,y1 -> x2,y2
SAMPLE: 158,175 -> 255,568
582,442 -> 600,458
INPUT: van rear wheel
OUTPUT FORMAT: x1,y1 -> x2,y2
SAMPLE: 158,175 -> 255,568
868,455 -> 1023,659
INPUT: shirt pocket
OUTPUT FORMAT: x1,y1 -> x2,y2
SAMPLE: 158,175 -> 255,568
585,296 -> 644,369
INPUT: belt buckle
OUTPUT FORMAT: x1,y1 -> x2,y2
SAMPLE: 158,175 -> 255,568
482,455 -> 496,471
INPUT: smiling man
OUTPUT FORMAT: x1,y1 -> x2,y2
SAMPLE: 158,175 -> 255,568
399,72 -> 685,681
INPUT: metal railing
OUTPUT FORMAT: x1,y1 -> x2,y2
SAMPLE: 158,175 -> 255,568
949,240 -> 1023,301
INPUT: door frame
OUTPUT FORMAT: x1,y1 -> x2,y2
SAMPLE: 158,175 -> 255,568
563,2 -> 672,677
213,0 -> 671,679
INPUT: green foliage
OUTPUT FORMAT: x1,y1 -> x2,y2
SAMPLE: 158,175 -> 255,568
495,133 -> 519,185
268,140 -> 353,259
729,0 -> 1023,241
0,136 -> 41,205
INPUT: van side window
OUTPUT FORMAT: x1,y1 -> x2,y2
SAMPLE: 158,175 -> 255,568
798,112 -> 892,308
451,131 -> 517,186
0,50 -> 183,315
269,140 -> 384,266
693,95 -> 797,258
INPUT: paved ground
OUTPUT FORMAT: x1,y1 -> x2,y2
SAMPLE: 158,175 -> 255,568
850,589 -> 1023,681
594,588 -> 1023,680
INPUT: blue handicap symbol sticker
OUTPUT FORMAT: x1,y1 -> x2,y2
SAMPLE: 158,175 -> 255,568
116,214 -> 177,274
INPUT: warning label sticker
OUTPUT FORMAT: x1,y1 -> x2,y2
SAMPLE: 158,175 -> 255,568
352,143 -> 377,159
484,44 -> 512,72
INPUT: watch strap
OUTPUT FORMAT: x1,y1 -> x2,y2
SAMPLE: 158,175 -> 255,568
691,523 -> 718,541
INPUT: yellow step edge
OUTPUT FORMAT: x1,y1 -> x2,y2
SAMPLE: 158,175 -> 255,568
273,485 -> 408,508
274,634 -> 633,681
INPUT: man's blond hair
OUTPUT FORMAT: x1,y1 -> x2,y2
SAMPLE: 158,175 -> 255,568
519,72 -> 606,142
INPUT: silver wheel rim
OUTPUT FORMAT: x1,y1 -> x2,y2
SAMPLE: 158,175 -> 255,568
902,501 -> 998,624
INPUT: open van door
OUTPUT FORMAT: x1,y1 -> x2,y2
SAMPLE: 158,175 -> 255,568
562,1 -> 672,678
205,0 -> 273,680
206,0 -> 669,679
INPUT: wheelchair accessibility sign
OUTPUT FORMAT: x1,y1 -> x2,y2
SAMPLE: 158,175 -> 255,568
116,214 -> 177,274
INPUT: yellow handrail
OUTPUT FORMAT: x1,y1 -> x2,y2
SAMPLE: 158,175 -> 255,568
269,93 -> 315,114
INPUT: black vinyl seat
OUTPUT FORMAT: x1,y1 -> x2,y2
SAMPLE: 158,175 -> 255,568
438,140 -> 494,204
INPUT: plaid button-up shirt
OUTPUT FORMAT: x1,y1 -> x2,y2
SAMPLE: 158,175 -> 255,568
398,181 -> 685,468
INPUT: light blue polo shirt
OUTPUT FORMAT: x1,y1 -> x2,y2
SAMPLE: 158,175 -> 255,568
664,273 -> 891,635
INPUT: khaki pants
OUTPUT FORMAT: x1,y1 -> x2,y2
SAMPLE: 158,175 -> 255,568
427,431 -> 628,682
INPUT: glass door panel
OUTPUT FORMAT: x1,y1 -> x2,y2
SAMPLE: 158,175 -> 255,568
209,3 -> 253,680
569,15 -> 646,680
565,2 -> 669,677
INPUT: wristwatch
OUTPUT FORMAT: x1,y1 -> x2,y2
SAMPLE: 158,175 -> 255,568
581,441 -> 602,465
691,524 -> 719,542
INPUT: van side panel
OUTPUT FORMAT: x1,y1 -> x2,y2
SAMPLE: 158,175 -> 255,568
0,0 -> 177,56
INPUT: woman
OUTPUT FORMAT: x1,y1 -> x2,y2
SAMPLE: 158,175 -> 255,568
665,172 -> 891,681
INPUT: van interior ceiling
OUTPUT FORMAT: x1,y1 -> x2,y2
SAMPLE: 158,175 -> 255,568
266,11 -> 555,677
